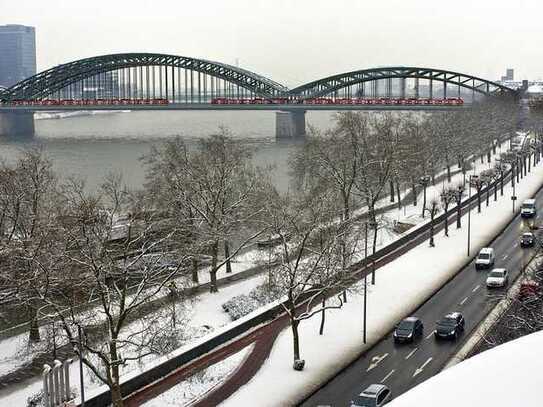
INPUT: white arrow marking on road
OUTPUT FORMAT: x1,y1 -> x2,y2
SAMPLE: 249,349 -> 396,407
366,353 -> 389,372
413,357 -> 433,378
460,297 -> 468,305
425,330 -> 435,339
503,254 -> 509,260
405,348 -> 418,360
381,369 -> 395,383
472,284 -> 481,293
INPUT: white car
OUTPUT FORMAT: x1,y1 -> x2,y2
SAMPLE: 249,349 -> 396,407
475,247 -> 495,269
486,268 -> 509,288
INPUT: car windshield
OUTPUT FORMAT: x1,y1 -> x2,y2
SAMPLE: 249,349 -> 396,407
438,317 -> 456,326
478,253 -> 490,259
489,270 -> 505,278
397,320 -> 415,329
522,204 -> 534,209
523,234 -> 533,238
353,395 -> 376,406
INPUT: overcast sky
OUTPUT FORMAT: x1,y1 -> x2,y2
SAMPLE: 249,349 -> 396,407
2,0 -> 542,87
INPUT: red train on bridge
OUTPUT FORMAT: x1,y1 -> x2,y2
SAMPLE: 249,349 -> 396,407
211,97 -> 464,106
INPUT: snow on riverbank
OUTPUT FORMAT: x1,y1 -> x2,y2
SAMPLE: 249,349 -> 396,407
221,159 -> 543,406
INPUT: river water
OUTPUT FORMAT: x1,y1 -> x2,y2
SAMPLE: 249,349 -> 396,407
0,110 -> 337,192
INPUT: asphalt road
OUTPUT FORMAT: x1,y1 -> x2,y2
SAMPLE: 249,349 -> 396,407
301,189 -> 543,407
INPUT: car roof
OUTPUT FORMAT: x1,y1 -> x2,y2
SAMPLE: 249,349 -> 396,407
361,384 -> 388,395
523,232 -> 534,236
480,247 -> 494,254
490,268 -> 507,273
403,316 -> 420,322
524,199 -> 536,203
445,312 -> 462,319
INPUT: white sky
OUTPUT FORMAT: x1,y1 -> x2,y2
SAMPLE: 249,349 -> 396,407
1,0 -> 542,87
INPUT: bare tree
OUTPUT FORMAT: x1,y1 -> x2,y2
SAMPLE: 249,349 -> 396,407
31,174 -> 193,407
262,187 -> 359,370
439,187 -> 456,237
143,130 -> 269,293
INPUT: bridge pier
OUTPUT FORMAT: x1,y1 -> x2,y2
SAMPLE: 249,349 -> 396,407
275,110 -> 305,139
0,112 -> 35,138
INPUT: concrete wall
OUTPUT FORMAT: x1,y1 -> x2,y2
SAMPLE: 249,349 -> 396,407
276,110 -> 305,138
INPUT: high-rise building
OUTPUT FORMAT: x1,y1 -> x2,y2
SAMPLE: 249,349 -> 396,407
506,68 -> 514,81
0,24 -> 36,88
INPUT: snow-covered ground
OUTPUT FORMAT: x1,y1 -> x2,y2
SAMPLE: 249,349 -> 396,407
389,330 -> 543,407
0,140 -> 514,405
142,344 -> 254,406
221,156 -> 543,406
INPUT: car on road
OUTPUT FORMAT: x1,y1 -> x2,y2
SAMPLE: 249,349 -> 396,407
434,312 -> 465,340
393,316 -> 423,343
351,384 -> 391,406
520,232 -> 536,248
486,268 -> 509,288
475,247 -> 495,269
521,198 -> 537,218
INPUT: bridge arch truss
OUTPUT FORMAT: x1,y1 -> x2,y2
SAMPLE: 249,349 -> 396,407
289,67 -> 516,100
0,53 -> 289,103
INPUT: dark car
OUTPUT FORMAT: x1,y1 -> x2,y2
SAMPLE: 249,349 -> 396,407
434,312 -> 465,340
520,232 -> 535,248
351,384 -> 391,407
393,317 -> 423,343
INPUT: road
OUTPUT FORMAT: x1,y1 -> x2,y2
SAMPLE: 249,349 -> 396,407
301,190 -> 543,406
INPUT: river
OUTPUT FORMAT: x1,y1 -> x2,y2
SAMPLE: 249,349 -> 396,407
0,110 -> 337,192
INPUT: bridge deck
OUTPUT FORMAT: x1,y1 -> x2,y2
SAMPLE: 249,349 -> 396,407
0,103 -> 469,112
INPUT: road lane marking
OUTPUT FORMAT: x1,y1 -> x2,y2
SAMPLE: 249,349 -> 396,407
366,353 -> 389,372
405,348 -> 418,359
381,369 -> 395,383
425,330 -> 435,339
502,254 -> 509,260
460,297 -> 468,305
413,357 -> 433,378
472,284 -> 481,293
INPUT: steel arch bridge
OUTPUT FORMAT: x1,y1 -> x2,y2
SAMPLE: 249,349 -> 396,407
288,66 -> 515,99
0,53 -> 288,102
0,54 -> 517,106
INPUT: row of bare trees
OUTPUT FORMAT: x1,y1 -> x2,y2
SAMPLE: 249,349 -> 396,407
0,98 -> 519,406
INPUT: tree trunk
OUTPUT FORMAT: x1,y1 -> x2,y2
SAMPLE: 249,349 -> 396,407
456,199 -> 462,229
389,180 -> 395,202
224,240 -> 232,273
396,183 -> 401,210
500,173 -> 504,196
444,204 -> 449,236
487,151 -> 491,163
429,214 -> 435,247
412,183 -> 417,206
29,307 -> 40,342
372,219 -> 378,285
110,340 -> 124,407
191,258 -> 199,284
319,297 -> 326,335
447,164 -> 451,182
422,185 -> 427,217
486,186 -> 490,207
291,318 -> 301,363
494,180 -> 498,201
477,190 -> 481,213
111,383 -> 124,407
209,239 -> 219,293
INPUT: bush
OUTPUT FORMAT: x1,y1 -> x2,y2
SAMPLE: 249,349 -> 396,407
222,283 -> 282,321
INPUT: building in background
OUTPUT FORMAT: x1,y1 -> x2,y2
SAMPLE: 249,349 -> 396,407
0,24 -> 36,88
506,68 -> 514,81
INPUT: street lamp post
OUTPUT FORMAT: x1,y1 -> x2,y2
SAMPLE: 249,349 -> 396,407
78,325 -> 85,407
363,222 -> 368,344
467,176 -> 474,257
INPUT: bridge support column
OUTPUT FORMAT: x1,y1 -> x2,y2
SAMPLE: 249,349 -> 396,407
276,110 -> 305,139
0,112 -> 35,138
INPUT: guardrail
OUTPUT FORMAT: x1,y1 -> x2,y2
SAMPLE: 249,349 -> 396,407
77,169 -> 514,406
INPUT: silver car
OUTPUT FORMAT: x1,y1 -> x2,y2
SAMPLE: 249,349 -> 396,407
351,384 -> 391,406
486,268 -> 509,288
